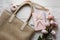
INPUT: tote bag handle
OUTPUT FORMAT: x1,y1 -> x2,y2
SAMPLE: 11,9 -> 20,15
9,1 -> 34,30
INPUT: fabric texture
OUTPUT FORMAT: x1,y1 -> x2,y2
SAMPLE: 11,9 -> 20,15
0,1 -> 35,40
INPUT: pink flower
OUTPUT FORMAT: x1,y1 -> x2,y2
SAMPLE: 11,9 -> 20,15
45,22 -> 50,27
48,14 -> 54,20
50,20 -> 58,27
54,22 -> 58,27
51,30 -> 56,35
50,20 -> 54,24
41,30 -> 48,34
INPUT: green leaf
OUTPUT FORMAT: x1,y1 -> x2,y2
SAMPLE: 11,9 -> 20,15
38,36 -> 42,40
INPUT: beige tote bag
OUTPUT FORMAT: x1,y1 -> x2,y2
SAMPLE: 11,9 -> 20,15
0,1 -> 34,40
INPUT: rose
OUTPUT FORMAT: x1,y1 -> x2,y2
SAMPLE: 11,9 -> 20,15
48,14 -> 54,20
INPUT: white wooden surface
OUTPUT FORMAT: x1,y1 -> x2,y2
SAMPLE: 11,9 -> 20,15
0,0 -> 60,40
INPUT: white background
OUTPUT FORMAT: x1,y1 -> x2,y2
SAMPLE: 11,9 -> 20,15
0,0 -> 60,40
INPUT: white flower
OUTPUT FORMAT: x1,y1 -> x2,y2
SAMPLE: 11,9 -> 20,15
41,30 -> 48,34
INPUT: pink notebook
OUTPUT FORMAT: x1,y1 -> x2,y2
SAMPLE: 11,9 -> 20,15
32,10 -> 48,31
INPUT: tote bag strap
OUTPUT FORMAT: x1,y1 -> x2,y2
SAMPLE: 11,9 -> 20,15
31,2 -> 49,11
8,1 -> 34,30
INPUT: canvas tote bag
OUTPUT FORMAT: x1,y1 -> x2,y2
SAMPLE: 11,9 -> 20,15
0,1 -> 34,40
